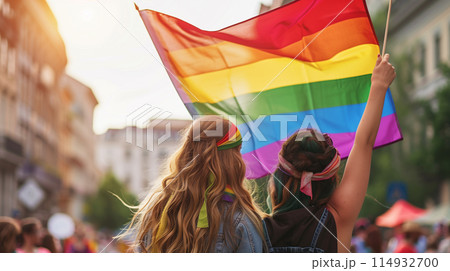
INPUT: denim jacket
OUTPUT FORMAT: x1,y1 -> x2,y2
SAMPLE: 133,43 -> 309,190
141,202 -> 263,253
212,203 -> 263,253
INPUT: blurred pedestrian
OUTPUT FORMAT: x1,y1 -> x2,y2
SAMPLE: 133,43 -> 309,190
365,225 -> 382,253
438,223 -> 450,253
415,231 -> 428,253
64,225 -> 94,253
41,230 -> 62,253
83,224 -> 98,252
425,234 -> 440,253
385,225 -> 403,252
394,222 -> 422,253
0,217 -> 21,253
351,218 -> 370,253
16,217 -> 50,253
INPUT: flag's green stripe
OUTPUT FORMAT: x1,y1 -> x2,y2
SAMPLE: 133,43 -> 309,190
190,74 -> 372,125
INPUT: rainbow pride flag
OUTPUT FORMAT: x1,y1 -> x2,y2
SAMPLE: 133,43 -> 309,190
138,0 -> 402,179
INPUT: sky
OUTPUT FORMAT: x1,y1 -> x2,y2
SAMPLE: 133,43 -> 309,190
46,0 -> 272,134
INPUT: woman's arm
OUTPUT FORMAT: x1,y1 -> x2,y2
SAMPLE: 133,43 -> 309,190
327,54 -> 396,249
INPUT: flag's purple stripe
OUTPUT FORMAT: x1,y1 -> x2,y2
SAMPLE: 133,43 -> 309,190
242,113 -> 402,179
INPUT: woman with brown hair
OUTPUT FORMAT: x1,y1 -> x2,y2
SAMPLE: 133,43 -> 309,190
41,230 -> 62,253
0,217 -> 21,253
126,116 -> 265,252
263,54 -> 396,253
16,217 -> 50,253
365,225 -> 383,253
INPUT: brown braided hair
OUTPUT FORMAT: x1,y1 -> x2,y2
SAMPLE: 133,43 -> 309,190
270,129 -> 340,213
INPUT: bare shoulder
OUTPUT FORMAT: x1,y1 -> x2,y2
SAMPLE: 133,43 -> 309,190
326,203 -> 353,253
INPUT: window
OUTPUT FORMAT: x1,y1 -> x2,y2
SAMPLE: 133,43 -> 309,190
142,150 -> 149,162
434,32 -> 441,68
0,39 -> 7,71
418,43 -> 426,77
40,65 -> 55,87
2,2 -> 10,17
406,51 -> 414,84
125,147 -> 132,159
5,94 -> 10,134
0,170 -> 4,215
0,91 -> 5,133
7,48 -> 14,77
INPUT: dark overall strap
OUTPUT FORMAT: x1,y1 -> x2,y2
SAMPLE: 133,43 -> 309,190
310,208 -> 329,249
262,220 -> 273,252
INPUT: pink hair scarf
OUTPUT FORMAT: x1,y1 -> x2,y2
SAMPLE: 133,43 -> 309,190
278,152 -> 341,199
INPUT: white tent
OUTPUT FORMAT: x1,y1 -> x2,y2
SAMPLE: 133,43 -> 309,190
415,203 -> 450,225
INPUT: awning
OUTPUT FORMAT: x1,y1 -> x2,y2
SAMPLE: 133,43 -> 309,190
375,199 -> 426,228
415,203 -> 450,225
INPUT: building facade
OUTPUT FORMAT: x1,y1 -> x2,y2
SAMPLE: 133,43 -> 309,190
58,74 -> 99,220
366,0 -> 390,14
260,0 -> 389,15
259,0 -> 294,14
0,0 -> 23,218
96,120 -> 191,199
0,0 -> 98,220
0,0 -> 67,219
389,0 -> 450,99
388,0 -> 450,203
14,0 -> 68,220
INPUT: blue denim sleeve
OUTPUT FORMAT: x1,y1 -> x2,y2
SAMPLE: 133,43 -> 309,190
235,215 -> 264,253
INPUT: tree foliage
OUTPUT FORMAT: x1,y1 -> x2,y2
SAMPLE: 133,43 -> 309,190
427,65 -> 450,178
84,172 -> 138,231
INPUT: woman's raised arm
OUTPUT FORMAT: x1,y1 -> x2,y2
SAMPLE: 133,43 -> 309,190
327,54 -> 396,250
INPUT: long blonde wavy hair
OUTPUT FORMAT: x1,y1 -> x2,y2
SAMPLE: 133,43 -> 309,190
126,116 -> 265,252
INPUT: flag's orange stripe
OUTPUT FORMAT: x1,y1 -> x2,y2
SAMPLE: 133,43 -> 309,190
168,18 -> 377,77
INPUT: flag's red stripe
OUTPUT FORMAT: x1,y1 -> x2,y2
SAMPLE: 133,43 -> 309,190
140,0 -> 370,52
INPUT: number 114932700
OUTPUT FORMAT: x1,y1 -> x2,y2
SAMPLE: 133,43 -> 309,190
371,257 -> 438,268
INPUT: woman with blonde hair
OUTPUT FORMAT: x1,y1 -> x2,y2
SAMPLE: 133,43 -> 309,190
127,116 -> 265,252
263,54 -> 396,253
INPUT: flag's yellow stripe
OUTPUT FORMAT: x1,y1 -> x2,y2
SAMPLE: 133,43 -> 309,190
179,44 -> 379,104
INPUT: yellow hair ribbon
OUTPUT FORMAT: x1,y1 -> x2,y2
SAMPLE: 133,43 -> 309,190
197,173 -> 215,228
151,193 -> 174,252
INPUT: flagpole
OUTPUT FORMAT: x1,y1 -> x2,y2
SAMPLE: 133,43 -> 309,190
381,0 -> 392,56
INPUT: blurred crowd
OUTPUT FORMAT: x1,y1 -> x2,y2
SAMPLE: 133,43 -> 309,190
2,215 -> 450,253
0,216 -> 130,253
350,218 -> 450,253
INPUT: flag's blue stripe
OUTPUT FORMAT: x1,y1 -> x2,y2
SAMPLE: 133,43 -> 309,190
238,90 -> 396,154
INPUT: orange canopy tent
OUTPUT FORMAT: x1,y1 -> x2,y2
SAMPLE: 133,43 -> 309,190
375,199 -> 426,228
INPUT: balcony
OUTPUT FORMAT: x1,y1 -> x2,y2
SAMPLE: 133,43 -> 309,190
0,134 -> 24,166
0,16 -> 18,46
0,134 -> 23,156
